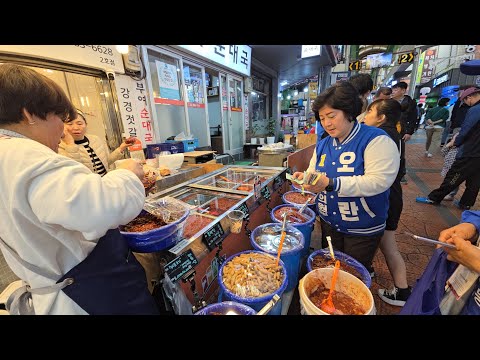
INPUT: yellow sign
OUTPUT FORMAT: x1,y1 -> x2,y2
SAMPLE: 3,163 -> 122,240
308,82 -> 318,99
416,51 -> 425,84
398,51 -> 415,64
349,60 -> 361,71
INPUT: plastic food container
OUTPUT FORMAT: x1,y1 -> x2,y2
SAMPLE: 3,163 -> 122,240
298,268 -> 375,315
218,250 -> 287,315
120,197 -> 190,252
282,190 -> 317,213
250,223 -> 304,292
307,249 -> 371,288
270,204 -> 316,257
194,301 -> 256,315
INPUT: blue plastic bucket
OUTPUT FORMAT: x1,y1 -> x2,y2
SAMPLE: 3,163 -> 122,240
250,223 -> 304,292
194,301 -> 257,315
282,190 -> 317,214
218,250 -> 287,315
307,249 -> 372,288
119,209 -> 189,252
270,204 -> 315,258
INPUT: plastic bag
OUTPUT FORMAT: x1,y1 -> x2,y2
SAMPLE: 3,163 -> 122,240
400,249 -> 457,315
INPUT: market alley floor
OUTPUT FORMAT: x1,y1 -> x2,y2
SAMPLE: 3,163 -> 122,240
286,129 -> 480,315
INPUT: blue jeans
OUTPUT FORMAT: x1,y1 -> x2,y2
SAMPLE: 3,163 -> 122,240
441,121 -> 451,145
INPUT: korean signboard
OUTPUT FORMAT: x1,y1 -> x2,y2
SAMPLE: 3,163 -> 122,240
177,45 -> 251,76
114,74 -> 155,149
420,48 -> 437,84
0,45 -> 125,73
301,45 -> 321,58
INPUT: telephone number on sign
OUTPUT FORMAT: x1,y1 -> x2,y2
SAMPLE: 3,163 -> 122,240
75,45 -> 114,56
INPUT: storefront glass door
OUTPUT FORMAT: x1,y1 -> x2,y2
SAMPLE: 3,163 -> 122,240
182,61 -> 209,147
227,75 -> 244,155
220,74 -> 230,153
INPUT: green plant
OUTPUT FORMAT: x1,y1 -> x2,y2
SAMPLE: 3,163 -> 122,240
267,117 -> 277,137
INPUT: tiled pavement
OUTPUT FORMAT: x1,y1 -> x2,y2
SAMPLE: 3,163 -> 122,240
288,130 -> 479,315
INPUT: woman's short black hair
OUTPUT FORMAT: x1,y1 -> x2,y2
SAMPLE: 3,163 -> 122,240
0,63 -> 76,125
312,81 -> 363,122
367,98 -> 402,126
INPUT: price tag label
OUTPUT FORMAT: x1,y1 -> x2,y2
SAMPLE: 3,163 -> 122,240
236,202 -> 250,220
202,222 -> 225,250
274,175 -> 285,190
261,186 -> 271,200
164,249 -> 198,283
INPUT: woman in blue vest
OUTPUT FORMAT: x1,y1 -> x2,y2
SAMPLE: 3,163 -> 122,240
292,81 -> 399,275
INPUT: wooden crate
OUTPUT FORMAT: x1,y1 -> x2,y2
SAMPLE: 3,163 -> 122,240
297,133 -> 317,149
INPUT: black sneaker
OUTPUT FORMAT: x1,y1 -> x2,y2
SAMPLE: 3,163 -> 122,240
454,200 -> 471,210
378,286 -> 411,307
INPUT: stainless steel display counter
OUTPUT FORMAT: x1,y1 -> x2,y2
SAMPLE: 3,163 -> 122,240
133,165 -> 289,313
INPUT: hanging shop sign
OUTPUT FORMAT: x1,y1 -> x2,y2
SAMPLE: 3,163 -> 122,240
177,45 -> 251,76
433,73 -> 449,88
0,45 -> 125,74
349,60 -> 362,71
420,48 -> 437,84
398,51 -> 415,64
301,45 -> 321,58
114,74 -> 155,149
308,82 -> 318,100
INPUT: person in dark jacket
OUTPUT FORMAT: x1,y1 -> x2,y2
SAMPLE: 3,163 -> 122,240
391,81 -> 417,184
364,98 -> 410,306
449,90 -> 471,130
416,87 -> 480,210
424,97 -> 450,157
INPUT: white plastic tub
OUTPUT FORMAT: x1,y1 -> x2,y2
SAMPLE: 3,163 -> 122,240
298,268 -> 375,315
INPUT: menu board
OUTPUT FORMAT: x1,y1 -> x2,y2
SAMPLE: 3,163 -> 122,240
203,222 -> 225,250
164,249 -> 198,283
236,202 -> 250,220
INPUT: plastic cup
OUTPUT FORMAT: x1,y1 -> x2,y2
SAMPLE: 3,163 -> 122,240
227,210 -> 245,234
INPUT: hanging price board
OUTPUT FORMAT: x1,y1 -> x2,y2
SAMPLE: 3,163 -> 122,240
164,249 -> 198,283
236,202 -> 250,220
203,222 -> 225,250
261,186 -> 271,200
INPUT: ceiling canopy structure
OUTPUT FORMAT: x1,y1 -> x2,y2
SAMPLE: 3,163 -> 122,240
250,45 -> 336,90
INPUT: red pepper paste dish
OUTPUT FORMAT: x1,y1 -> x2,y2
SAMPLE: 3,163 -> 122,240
283,191 -> 315,205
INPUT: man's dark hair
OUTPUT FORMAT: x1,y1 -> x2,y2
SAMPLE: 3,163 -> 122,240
367,98 -> 402,126
348,73 -> 374,96
0,63 -> 76,125
312,81 -> 363,122
392,81 -> 408,90
376,87 -> 392,97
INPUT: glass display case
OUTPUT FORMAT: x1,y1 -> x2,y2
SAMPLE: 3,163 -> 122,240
188,167 -> 273,194
146,165 -> 284,259
134,165 -> 288,315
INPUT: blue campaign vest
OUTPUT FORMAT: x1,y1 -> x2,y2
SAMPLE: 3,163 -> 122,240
314,122 -> 390,236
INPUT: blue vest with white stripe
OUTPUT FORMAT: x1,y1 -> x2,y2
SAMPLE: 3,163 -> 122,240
315,122 -> 390,236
